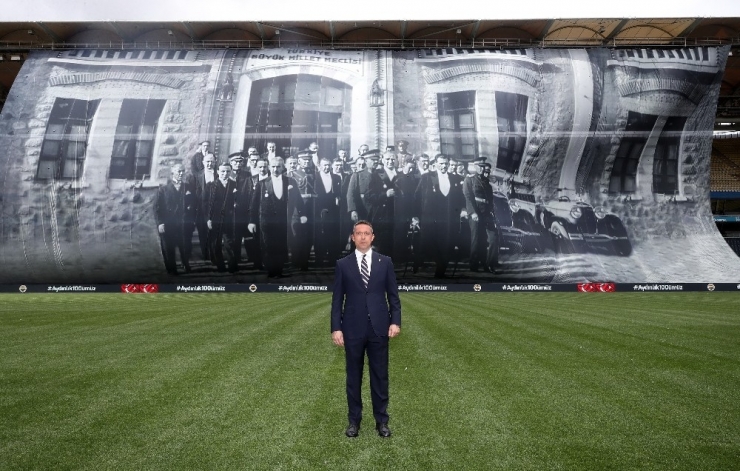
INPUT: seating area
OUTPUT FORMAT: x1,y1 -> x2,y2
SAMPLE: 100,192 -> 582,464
711,140 -> 740,192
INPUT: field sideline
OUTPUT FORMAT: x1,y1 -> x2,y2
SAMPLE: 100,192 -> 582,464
1,293 -> 739,470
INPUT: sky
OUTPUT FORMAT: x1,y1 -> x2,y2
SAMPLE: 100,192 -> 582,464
2,0 -> 740,22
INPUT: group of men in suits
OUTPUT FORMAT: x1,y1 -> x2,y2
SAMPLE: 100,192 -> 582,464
156,139 -> 500,277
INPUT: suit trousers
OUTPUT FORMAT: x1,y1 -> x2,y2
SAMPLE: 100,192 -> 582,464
344,317 -> 389,425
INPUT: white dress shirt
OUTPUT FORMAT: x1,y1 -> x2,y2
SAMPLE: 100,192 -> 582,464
272,175 -> 283,199
355,248 -> 373,275
320,171 -> 333,193
438,171 -> 450,196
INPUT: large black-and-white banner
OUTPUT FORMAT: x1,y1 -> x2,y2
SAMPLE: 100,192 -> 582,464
0,47 -> 737,283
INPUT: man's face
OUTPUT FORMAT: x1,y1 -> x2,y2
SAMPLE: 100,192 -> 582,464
332,162 -> 343,174
482,166 -> 491,178
456,162 -> 466,175
202,154 -> 216,170
475,165 -> 485,176
352,224 -> 375,253
286,159 -> 298,172
320,161 -> 331,174
218,165 -> 231,181
309,142 -> 318,152
231,159 -> 243,171
338,150 -> 347,160
365,157 -> 378,170
248,147 -> 258,157
397,141 -> 407,153
248,155 -> 258,167
383,154 -> 397,170
359,145 -> 369,156
419,159 -> 429,170
171,166 -> 184,184
270,162 -> 283,176
449,160 -> 458,173
403,161 -> 416,174
267,143 -> 276,153
200,142 -> 210,154
355,158 -> 365,172
436,158 -> 449,174
298,158 -> 310,170
256,160 -> 268,176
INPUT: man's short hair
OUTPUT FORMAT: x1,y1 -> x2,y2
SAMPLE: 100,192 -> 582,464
353,220 -> 373,233
200,140 -> 211,146
218,162 -> 232,169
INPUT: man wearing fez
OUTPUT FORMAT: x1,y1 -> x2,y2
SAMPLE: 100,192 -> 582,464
331,220 -> 401,438
206,162 -> 236,272
314,156 -> 343,266
347,150 -> 385,229
228,152 -> 253,273
191,152 -> 217,262
463,157 -> 497,272
189,140 -> 210,176
156,163 -> 195,275
248,157 -> 307,278
413,154 -> 467,278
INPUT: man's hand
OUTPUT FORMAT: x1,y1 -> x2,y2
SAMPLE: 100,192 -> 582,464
350,211 -> 359,222
388,324 -> 400,338
460,209 -> 468,219
158,224 -> 165,234
470,212 -> 479,222
300,216 -> 308,224
386,188 -> 395,198
248,223 -> 256,233
332,330 -> 344,347
207,220 -> 213,230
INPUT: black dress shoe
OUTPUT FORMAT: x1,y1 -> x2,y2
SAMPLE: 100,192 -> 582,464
345,423 -> 359,438
376,422 -> 391,438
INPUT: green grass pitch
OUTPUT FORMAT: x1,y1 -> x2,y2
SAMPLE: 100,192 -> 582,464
1,292 -> 739,470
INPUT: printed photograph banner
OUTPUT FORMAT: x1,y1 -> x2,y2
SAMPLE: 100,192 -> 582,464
0,47 -> 738,284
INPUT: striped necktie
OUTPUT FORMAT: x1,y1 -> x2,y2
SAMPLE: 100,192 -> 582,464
361,254 -> 369,289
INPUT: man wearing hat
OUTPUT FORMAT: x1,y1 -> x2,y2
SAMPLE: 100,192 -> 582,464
463,157 -> 497,272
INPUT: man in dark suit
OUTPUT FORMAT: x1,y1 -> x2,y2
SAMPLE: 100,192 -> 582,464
189,140 -> 210,176
347,150 -> 386,232
413,154 -> 467,278
248,157 -> 307,278
155,164 -> 195,275
331,220 -> 401,438
191,152 -> 216,262
206,162 -> 236,272
245,158 -> 269,270
314,156 -> 342,267
228,153 -> 253,273
463,157 -> 497,272
376,151 -> 399,259
394,155 -> 420,266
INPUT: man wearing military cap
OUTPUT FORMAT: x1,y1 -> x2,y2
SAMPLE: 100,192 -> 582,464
396,140 -> 413,164
463,157 -> 498,272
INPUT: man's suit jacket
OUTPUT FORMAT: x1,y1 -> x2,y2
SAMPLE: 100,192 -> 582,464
331,252 -> 401,339
347,169 -> 385,221
155,180 -> 196,232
